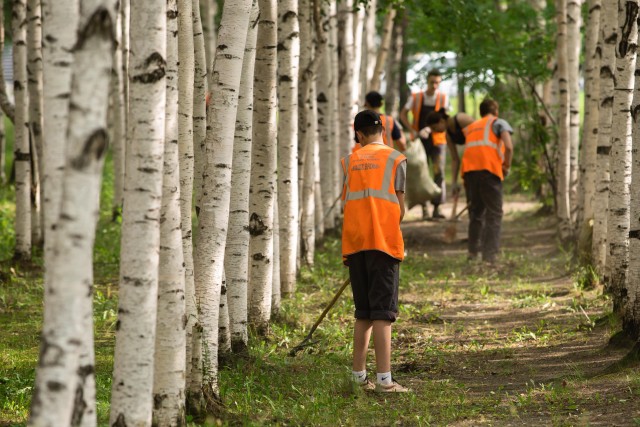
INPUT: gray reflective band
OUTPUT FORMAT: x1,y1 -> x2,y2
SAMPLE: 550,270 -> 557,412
466,118 -> 504,160
344,149 -> 402,204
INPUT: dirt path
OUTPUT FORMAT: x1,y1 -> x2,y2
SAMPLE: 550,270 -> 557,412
395,197 -> 640,426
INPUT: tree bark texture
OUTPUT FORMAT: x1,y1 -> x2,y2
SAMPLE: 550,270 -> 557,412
277,0 -> 300,296
249,0 -> 278,331
592,0 -> 618,271
328,1 -> 342,219
193,0 -> 252,401
111,0 -> 126,215
152,1 -> 186,424
201,0 -> 217,87
317,37 -> 336,231
369,8 -> 396,92
272,189 -> 281,314
567,0 -> 582,226
13,0 -> 31,260
0,4 -> 14,124
313,81 -> 324,240
351,5 -> 365,107
225,0 -> 258,351
28,1 -> 115,425
109,1 -> 167,424
605,0 -> 638,311
338,0 -> 355,161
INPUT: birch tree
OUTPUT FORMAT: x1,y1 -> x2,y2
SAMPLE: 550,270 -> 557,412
317,38 -> 336,231
579,0 -> 602,229
567,0 -> 582,225
556,0 -> 572,239
329,1 -> 342,211
385,13 -> 404,118
225,0 -> 258,351
362,0 -> 377,94
151,1 -> 186,424
593,0 -> 618,271
192,0 -> 252,402
27,0 -> 44,246
351,5 -> 365,107
277,0 -> 300,296
605,0 -> 638,311
369,8 -> 397,92
111,0 -> 126,217
338,0 -> 355,160
272,193 -> 281,314
28,1 -> 115,424
109,1 -> 167,424
201,0 -> 217,82
13,0 -> 31,260
249,0 -> 278,331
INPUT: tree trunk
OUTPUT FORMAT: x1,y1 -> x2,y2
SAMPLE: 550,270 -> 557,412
249,0 -> 278,332
351,5 -> 365,108
27,0 -> 44,248
111,0 -> 126,217
218,271 -> 231,355
201,0 -> 217,87
313,81 -> 324,240
28,2 -> 115,425
328,1 -> 342,221
185,0 -> 202,403
362,0 -> 376,95
109,1 -> 167,424
152,2 -> 186,424
192,0 -> 252,402
369,8 -> 396,92
13,0 -> 31,260
192,0 -> 207,216
317,37 -> 336,231
385,13 -> 403,120
277,0 -> 300,296
555,0 -> 572,239
338,0 -> 355,163
592,0 -> 618,272
0,4 -> 14,125
567,0 -> 583,227
272,190 -> 281,315
579,0 -> 602,229
225,0 -> 258,352
605,0 -> 638,311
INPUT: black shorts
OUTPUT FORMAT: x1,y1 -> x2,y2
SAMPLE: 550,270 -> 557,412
347,250 -> 400,322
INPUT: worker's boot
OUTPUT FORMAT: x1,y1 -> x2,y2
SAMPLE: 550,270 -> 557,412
432,206 -> 445,220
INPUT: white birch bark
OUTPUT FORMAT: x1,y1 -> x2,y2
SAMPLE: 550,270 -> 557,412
28,2 -> 115,425
605,0 -> 638,311
249,0 -> 278,331
592,0 -> 618,272
192,0 -> 252,401
187,0 -> 205,401
13,0 -> 31,260
225,0 -> 258,351
579,0 -> 602,227
567,0 -> 583,226
313,81 -> 324,240
329,1 -> 342,211
111,0 -> 126,216
625,27 -> 640,338
272,190 -> 281,314
363,0 -> 377,93
317,41 -> 336,231
201,0 -> 217,86
27,0 -> 44,247
109,0 -> 167,424
384,13 -> 403,118
351,5 -> 365,108
218,270 -> 231,355
121,0 -> 130,144
277,0 -> 300,296
369,8 -> 396,92
152,2 -> 186,424
338,0 -> 355,161
555,0 -> 572,240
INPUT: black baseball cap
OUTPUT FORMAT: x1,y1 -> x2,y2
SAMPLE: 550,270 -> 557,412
353,110 -> 381,131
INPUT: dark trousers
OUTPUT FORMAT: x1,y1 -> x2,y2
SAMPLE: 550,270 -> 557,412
463,170 -> 503,261
421,137 -> 446,207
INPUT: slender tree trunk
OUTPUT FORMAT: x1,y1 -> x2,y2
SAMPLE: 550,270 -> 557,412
249,0 -> 278,332
592,0 -> 618,272
567,0 -> 583,227
317,38 -> 336,231
313,81 -> 323,240
399,12 -> 409,111
27,0 -> 43,247
0,4 -> 14,125
182,0 -> 199,404
28,1 -> 115,425
218,271 -> 231,354
556,0 -> 572,239
272,190 -> 281,315
226,0 -> 258,352
201,0 -> 217,87
193,0 -> 252,402
385,13 -> 403,120
13,0 -> 31,260
605,0 -> 638,311
111,0 -> 126,217
351,5 -> 364,108
369,8 -> 396,92
329,1 -> 342,218
579,0 -> 602,229
109,1 -> 167,424
277,0 -> 300,295
338,0 -> 354,165
152,1 -> 186,424
363,0 -> 376,93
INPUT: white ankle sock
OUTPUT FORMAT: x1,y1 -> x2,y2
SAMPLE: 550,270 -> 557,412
352,370 -> 367,383
377,372 -> 392,385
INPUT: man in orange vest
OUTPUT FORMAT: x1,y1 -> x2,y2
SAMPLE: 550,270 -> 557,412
342,110 -> 409,393
363,91 -> 406,151
461,99 -> 514,264
400,69 -> 449,220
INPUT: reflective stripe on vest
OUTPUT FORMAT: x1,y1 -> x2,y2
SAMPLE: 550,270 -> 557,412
344,149 -> 403,204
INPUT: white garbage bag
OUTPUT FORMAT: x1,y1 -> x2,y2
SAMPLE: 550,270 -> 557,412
404,138 -> 441,210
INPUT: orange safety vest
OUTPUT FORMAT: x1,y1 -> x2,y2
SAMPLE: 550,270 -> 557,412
341,143 -> 406,262
461,115 -> 505,180
410,91 -> 447,146
351,114 -> 396,153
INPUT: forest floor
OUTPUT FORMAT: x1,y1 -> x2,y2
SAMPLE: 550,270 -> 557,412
1,191 -> 640,426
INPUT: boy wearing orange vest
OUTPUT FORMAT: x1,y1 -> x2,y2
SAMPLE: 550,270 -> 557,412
461,99 -> 514,263
341,110 -> 409,393
400,69 -> 449,220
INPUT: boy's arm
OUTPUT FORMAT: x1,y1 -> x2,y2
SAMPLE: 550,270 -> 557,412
396,191 -> 405,222
501,130 -> 513,176
447,136 -> 461,195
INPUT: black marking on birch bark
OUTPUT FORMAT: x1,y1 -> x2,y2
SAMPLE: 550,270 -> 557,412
112,413 -> 127,427
630,229 -> 640,239
249,213 -> 268,236
601,96 -> 614,108
283,10 -> 297,22
317,92 -> 328,103
153,393 -> 167,410
71,129 -> 109,170
71,383 -> 87,427
600,66 -> 614,79
14,151 -> 31,161
277,42 -> 286,51
618,2 -> 639,57
45,34 -> 58,43
218,44 -> 228,50
167,9 -> 178,20
132,52 -> 166,84
74,7 -> 115,51
38,338 -> 65,367
46,380 -> 66,391
253,253 -> 266,261
605,33 -> 618,44
597,146 -> 611,155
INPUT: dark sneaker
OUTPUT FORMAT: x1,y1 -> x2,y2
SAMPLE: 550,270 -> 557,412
358,378 -> 376,391
374,380 -> 410,393
432,209 -> 445,220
